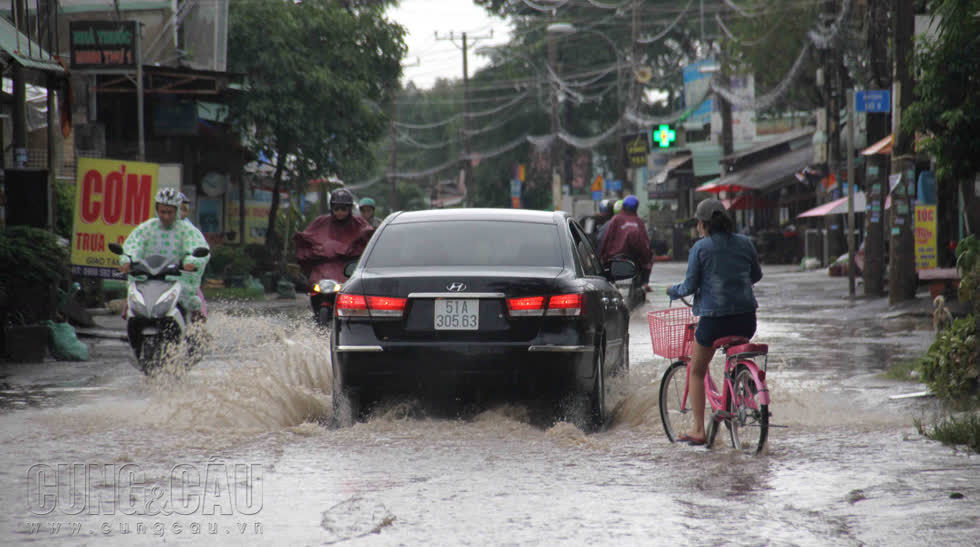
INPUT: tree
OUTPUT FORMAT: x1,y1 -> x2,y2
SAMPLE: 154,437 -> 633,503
228,0 -> 405,256
904,0 -> 980,196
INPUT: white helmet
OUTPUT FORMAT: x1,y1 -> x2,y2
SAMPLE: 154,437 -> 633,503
155,188 -> 182,207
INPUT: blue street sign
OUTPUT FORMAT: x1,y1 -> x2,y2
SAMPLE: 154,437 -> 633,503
855,90 -> 891,113
592,191 -> 603,201
606,179 -> 622,192
510,179 -> 521,198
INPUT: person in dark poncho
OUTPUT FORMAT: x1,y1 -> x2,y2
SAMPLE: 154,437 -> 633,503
293,188 -> 374,287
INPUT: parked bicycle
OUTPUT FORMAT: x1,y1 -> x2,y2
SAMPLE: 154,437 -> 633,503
650,298 -> 771,454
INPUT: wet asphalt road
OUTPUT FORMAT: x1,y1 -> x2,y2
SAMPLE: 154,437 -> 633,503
0,262 -> 977,545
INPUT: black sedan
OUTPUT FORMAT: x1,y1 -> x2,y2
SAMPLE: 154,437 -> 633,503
330,208 -> 636,430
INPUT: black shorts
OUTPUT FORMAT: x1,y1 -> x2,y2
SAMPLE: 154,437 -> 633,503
694,311 -> 757,348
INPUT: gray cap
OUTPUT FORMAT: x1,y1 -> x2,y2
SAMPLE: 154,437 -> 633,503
694,198 -> 727,222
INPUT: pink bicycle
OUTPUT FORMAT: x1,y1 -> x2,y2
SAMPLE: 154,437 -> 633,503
650,300 -> 771,454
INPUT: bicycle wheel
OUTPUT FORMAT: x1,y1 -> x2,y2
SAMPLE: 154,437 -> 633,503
729,366 -> 769,455
658,361 -> 697,443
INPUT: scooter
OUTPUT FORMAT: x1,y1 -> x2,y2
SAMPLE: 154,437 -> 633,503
108,243 -> 210,374
309,261 -> 358,327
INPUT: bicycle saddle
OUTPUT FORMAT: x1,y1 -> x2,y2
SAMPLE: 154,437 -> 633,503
712,335 -> 749,349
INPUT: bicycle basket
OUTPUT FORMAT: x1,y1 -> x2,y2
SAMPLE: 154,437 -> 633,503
647,307 -> 698,359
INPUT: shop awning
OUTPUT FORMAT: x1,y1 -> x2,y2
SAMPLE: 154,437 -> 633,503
695,178 -> 746,193
861,134 -> 893,156
0,17 -> 64,73
714,144 -> 813,192
797,191 -> 867,218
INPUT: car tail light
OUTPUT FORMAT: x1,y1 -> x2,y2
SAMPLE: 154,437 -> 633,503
545,293 -> 583,316
366,296 -> 407,318
506,296 -> 545,317
336,294 -> 407,319
335,294 -> 368,317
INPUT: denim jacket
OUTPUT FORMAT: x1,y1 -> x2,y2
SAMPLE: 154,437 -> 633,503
667,232 -> 762,317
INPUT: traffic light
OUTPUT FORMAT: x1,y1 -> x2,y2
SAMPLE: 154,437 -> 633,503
652,124 -> 676,149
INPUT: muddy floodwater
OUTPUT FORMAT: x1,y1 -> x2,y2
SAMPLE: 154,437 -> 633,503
0,264 -> 976,545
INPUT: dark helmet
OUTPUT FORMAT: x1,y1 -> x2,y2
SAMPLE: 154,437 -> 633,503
598,199 -> 613,215
330,188 -> 354,207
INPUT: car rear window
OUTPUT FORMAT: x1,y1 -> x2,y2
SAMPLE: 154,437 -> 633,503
365,220 -> 563,267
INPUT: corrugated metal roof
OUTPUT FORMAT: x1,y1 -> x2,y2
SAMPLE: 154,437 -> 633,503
0,17 -> 64,73
716,145 -> 814,191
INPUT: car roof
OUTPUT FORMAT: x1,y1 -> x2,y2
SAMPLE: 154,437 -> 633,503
388,208 -> 567,225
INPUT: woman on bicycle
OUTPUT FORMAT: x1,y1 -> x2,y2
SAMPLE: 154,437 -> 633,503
666,198 -> 763,445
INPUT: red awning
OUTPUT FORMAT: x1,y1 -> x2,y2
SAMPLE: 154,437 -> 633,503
797,192 -> 867,218
861,134 -> 893,156
721,194 -> 776,210
695,181 -> 747,193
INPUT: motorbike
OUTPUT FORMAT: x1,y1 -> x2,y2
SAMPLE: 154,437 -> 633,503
309,261 -> 357,327
108,242 -> 210,374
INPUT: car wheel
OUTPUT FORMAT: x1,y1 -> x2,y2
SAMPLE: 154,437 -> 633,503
588,344 -> 607,432
617,333 -> 630,376
331,381 -> 361,428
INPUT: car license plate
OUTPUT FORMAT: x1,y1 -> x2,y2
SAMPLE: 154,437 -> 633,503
434,299 -> 479,330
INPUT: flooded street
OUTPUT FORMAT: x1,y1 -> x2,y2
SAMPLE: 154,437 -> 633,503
1,263 -> 976,545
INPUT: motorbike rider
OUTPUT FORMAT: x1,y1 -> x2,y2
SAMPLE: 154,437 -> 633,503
178,192 -> 208,319
593,199 -> 615,248
293,188 -> 375,288
599,194 -> 653,291
358,197 -> 382,228
118,187 -> 210,317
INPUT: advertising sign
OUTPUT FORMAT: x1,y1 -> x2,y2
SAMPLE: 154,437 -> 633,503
682,59 -> 714,129
69,21 -> 138,69
71,158 -> 160,278
624,133 -> 650,167
914,205 -> 937,270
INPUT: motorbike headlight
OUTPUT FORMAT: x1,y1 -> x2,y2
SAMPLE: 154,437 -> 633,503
315,279 -> 342,293
152,288 -> 179,316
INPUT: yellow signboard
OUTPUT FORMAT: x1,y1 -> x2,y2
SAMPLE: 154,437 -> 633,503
226,201 -> 272,245
70,158 -> 160,278
914,204 -> 937,270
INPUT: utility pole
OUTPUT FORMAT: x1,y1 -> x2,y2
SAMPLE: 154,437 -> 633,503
889,0 -> 917,303
435,30 -> 491,207
846,89 -> 856,296
863,0 -> 892,296
387,109 -> 400,213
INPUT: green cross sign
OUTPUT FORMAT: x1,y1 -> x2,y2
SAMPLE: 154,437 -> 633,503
653,124 -> 676,148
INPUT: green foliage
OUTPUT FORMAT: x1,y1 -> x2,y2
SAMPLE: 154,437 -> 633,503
0,226 -> 69,287
208,245 -> 255,277
55,179 -> 75,239
228,0 -> 406,245
903,0 -> 980,185
921,315 -> 978,403
955,235 -> 979,313
916,414 -> 980,453
880,357 -> 926,382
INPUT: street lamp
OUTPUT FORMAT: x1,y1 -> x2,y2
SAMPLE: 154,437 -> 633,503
547,23 -> 575,208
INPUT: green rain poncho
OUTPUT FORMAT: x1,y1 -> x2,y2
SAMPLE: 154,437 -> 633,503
121,217 -> 210,309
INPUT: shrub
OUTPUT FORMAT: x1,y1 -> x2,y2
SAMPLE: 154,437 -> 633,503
921,314 -> 978,403
0,226 -> 69,287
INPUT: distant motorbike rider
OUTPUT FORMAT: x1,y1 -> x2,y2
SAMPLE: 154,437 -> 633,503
594,199 -> 615,247
293,188 -> 375,287
118,187 -> 210,315
599,195 -> 653,290
358,197 -> 382,228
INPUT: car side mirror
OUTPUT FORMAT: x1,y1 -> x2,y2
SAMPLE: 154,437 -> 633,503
605,258 -> 637,281
344,260 -> 358,278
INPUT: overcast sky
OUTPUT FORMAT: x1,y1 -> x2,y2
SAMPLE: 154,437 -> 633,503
386,0 -> 513,89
